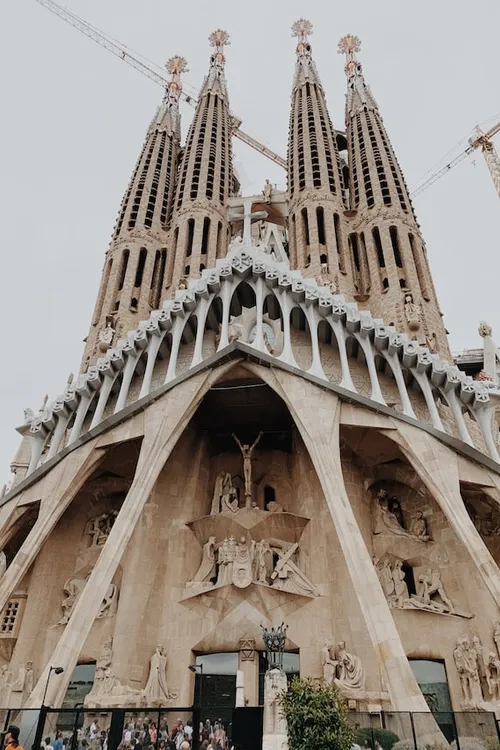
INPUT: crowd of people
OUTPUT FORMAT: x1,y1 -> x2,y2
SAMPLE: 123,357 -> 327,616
39,716 -> 233,750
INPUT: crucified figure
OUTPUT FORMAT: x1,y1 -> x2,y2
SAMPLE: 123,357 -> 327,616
232,432 -> 263,506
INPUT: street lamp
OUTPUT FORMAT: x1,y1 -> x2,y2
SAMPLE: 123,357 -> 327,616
261,622 -> 288,671
41,666 -> 64,708
188,664 -> 203,708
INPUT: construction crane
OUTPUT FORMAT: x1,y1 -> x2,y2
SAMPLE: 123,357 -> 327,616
412,121 -> 500,199
34,0 -> 287,170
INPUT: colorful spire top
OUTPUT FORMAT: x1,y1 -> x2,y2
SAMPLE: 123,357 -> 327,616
165,55 -> 188,103
209,29 -> 230,67
338,34 -> 378,114
292,18 -> 313,52
200,30 -> 231,98
291,19 -> 322,89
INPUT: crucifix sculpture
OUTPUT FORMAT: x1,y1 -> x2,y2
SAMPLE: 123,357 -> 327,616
228,197 -> 268,246
232,431 -> 263,507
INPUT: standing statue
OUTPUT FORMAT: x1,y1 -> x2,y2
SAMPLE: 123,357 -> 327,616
232,432 -> 263,506
321,643 -> 337,685
221,473 -> 239,513
494,621 -> 500,658
335,641 -> 365,691
376,558 -> 396,603
392,561 -> 409,608
0,551 -> 7,580
485,652 -> 500,701
255,540 -> 273,584
454,637 -> 483,707
404,293 -> 421,331
191,537 -> 217,583
143,646 -> 173,706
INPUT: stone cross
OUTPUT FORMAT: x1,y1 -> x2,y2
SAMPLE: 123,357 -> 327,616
228,197 -> 268,246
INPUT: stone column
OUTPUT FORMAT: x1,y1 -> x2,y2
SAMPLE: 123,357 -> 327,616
389,421 -> 500,608
25,368 -> 224,709
238,639 -> 258,706
264,368 -> 430,713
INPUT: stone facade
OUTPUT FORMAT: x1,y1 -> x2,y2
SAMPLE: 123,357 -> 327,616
3,19 -> 500,747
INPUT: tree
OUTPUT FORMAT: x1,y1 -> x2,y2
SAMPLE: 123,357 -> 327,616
280,676 -> 354,750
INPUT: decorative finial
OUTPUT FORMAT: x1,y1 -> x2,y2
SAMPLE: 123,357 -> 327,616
338,35 -> 362,80
166,55 -> 188,102
338,34 -> 361,57
291,19 -> 313,43
209,29 -> 230,51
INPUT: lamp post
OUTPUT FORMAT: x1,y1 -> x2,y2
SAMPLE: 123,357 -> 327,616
33,666 -> 64,750
41,666 -> 64,708
261,623 -> 288,671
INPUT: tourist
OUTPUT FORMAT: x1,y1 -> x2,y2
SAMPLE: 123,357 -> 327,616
183,723 -> 193,742
179,734 -> 191,750
52,733 -> 63,750
5,725 -> 23,750
42,737 -> 51,750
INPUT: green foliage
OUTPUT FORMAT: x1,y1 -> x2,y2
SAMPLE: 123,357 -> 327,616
280,676 -> 354,750
354,727 -> 400,750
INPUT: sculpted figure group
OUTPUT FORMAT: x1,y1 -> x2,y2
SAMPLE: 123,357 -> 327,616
188,534 -> 316,597
372,489 -> 429,542
322,641 -> 365,691
85,639 -> 177,708
453,630 -> 500,709
375,557 -> 457,615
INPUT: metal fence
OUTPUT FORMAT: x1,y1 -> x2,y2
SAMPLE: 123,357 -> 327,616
0,706 -> 498,750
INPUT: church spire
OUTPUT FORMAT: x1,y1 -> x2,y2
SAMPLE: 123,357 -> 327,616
338,35 -> 450,357
81,56 -> 187,370
166,30 -> 234,292
287,20 -> 349,288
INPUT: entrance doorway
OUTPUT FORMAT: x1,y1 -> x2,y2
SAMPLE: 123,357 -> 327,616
194,653 -> 238,745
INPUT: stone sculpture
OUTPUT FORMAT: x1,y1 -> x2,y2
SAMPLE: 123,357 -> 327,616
232,432 -> 263,505
417,569 -> 454,612
454,637 -> 483,708
408,511 -> 429,541
142,646 -> 176,706
321,642 -> 365,691
59,574 -> 118,624
392,560 -> 409,608
322,643 -> 337,685
86,511 -> 118,547
186,534 -> 316,597
494,621 -> 500,657
59,576 -> 87,624
192,536 -> 217,583
404,293 -> 421,330
375,557 -> 463,616
232,537 -> 254,588
98,321 -> 115,352
211,472 -> 238,515
335,641 -> 366,691
372,490 -> 407,536
485,652 -> 500,701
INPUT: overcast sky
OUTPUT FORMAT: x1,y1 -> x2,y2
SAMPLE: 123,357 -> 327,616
1,0 -> 499,477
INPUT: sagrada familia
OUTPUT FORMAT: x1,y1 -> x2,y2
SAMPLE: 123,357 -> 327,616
2,16 -> 500,745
